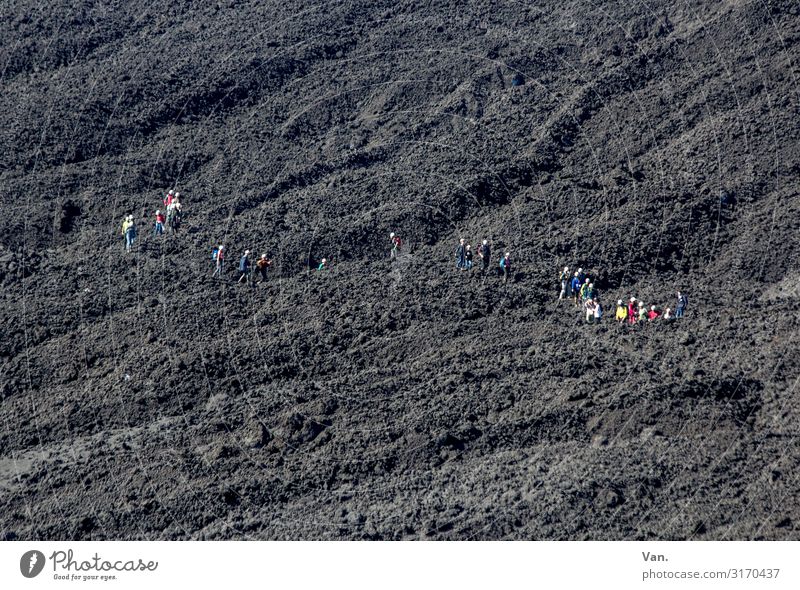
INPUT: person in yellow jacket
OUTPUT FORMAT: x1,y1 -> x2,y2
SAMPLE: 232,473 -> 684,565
121,215 -> 136,252
615,299 -> 627,323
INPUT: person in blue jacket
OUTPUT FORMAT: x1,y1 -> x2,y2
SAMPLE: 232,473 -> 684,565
237,250 -> 251,284
570,272 -> 582,306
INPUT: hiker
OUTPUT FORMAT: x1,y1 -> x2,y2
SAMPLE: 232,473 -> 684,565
663,307 -> 672,320
256,254 -> 272,282
166,199 -> 180,232
587,282 -> 596,301
122,215 -> 137,252
580,278 -> 591,303
559,266 -> 570,300
648,305 -> 661,321
499,252 -> 511,283
317,258 -> 328,271
390,232 -> 402,258
479,239 -> 491,272
584,298 -> 596,323
576,267 -> 585,285
594,299 -> 603,323
638,301 -> 647,323
464,244 -> 473,270
163,189 -> 175,208
627,297 -> 637,324
212,245 -> 225,279
154,210 -> 165,236
238,250 -> 251,283
615,300 -> 627,323
570,272 -> 581,306
455,238 -> 466,270
676,291 -> 688,318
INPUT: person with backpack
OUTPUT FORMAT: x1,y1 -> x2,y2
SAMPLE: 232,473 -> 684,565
594,299 -> 603,323
676,291 -> 688,318
256,254 -> 272,283
638,301 -> 647,323
579,278 -> 591,303
238,250 -> 251,283
153,210 -> 165,236
212,245 -> 225,279
559,266 -> 570,300
648,305 -> 661,321
166,198 -> 180,232
390,232 -> 402,258
455,238 -> 466,270
479,239 -> 491,273
499,252 -> 511,283
576,267 -> 586,285
163,189 -> 175,208
122,215 -> 137,252
464,244 -> 473,270
317,258 -> 329,271
615,300 -> 627,323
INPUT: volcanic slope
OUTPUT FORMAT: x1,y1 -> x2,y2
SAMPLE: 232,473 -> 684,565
1,0 -> 799,540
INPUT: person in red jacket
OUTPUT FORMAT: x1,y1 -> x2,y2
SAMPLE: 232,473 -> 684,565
627,297 -> 637,324
390,232 -> 402,258
153,210 -> 165,236
647,305 -> 661,321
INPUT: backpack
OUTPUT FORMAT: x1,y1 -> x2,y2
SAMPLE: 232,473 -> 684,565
211,248 -> 218,260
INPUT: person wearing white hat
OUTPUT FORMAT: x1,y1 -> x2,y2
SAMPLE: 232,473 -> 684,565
390,232 -> 402,258
154,210 -> 165,236
166,197 -> 178,232
627,297 -> 637,324
317,257 -> 329,271
122,214 -> 136,252
615,299 -> 627,323
256,253 -> 272,283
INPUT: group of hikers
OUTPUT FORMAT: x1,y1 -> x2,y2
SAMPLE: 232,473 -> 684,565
211,246 -> 274,283
119,189 -> 185,252
559,266 -> 689,324
120,205 -> 691,322
453,238 -> 512,282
